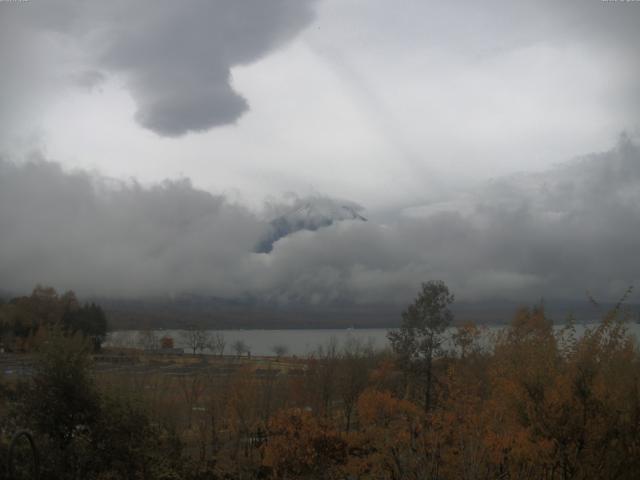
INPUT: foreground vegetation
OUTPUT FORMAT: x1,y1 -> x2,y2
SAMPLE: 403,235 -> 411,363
1,284 -> 639,479
0,285 -> 107,353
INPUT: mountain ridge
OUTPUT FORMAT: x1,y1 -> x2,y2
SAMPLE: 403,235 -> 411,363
256,197 -> 367,253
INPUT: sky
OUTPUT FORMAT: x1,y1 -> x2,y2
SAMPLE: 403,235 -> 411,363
1,0 -> 640,305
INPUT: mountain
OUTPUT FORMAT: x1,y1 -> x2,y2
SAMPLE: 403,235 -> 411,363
98,295 -> 637,330
255,198 -> 367,253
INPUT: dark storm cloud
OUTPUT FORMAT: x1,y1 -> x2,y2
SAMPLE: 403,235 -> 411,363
0,137 -> 639,303
0,0 -> 317,136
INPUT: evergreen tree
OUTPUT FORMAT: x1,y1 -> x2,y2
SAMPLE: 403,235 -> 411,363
387,280 -> 454,412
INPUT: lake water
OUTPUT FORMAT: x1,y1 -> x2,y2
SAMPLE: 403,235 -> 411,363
106,322 -> 640,357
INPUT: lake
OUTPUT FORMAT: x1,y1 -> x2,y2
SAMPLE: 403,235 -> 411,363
106,322 -> 640,357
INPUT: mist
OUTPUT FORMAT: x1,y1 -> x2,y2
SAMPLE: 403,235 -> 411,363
1,136 -> 638,305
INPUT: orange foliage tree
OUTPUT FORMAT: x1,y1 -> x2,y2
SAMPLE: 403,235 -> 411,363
262,407 -> 346,479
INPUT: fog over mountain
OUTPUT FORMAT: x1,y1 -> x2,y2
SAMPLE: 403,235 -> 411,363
1,0 -> 639,317
1,136 -> 638,305
256,197 -> 367,253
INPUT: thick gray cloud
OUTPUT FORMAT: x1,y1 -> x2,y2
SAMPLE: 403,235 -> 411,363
2,0 -> 638,313
0,0 -> 317,136
1,136 -> 638,304
247,135 -> 640,304
0,157 -> 265,296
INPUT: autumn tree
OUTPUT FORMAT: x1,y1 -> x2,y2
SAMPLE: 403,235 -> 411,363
347,389 -> 425,479
306,338 -> 340,417
0,286 -> 107,352
451,321 -> 482,359
12,326 -> 183,479
263,408 -> 347,479
15,327 -> 100,474
483,306 -> 559,477
202,367 -> 233,457
226,366 -> 261,464
387,280 -> 454,412
177,373 -> 206,428
20,285 -> 65,326
337,336 -> 374,431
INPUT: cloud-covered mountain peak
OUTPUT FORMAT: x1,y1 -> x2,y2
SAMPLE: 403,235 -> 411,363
284,200 -> 367,225
256,197 -> 367,253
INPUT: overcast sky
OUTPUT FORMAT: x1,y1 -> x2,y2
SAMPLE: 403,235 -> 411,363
1,0 -> 639,304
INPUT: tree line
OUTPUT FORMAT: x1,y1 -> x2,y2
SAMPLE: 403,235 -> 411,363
0,285 -> 107,352
1,281 -> 639,479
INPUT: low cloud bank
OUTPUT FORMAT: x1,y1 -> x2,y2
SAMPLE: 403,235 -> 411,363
1,136 -> 639,303
0,158 -> 264,297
